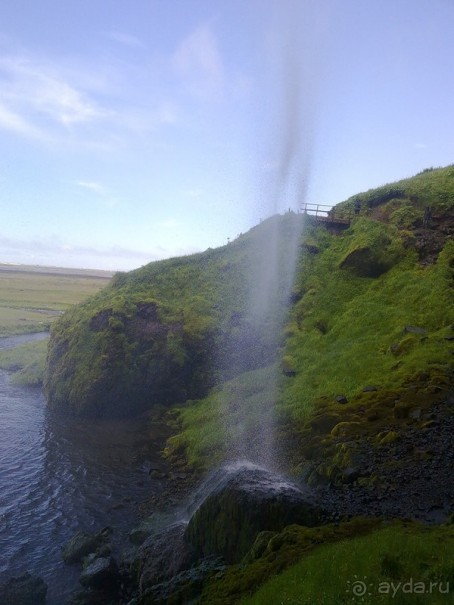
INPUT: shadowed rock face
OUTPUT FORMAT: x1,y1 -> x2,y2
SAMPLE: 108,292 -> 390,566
79,556 -> 119,591
0,572 -> 47,605
136,522 -> 197,592
62,528 -> 112,565
184,462 -> 325,564
339,246 -> 392,277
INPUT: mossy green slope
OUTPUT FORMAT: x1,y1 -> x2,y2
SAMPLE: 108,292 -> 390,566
283,217 -> 453,420
165,165 -> 454,470
237,522 -> 453,605
45,213 -> 303,416
45,165 -> 453,428
336,164 -> 454,222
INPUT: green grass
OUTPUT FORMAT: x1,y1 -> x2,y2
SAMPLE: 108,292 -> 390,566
0,339 -> 49,386
0,266 -> 112,336
282,221 -> 453,425
0,265 -> 112,385
0,305 -> 58,336
241,524 -> 454,605
165,365 -> 279,470
45,213 -> 306,416
165,216 -> 453,470
43,165 -> 454,427
337,164 -> 454,220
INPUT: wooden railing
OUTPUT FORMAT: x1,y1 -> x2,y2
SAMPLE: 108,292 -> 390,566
300,203 -> 351,225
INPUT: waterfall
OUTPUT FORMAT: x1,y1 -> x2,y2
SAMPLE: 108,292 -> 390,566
220,1 -> 329,469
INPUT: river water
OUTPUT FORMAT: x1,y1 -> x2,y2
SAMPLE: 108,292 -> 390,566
0,334 -> 169,603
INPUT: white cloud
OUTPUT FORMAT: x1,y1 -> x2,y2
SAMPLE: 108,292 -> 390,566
159,218 -> 178,229
262,159 -> 280,173
0,43 -> 180,147
0,54 -> 110,129
120,102 -> 178,134
0,232 -> 202,271
183,188 -> 204,198
35,75 -> 108,126
75,180 -> 107,195
172,24 -> 225,100
0,101 -> 44,138
104,31 -> 146,50
74,180 -> 118,208
0,233 -> 155,269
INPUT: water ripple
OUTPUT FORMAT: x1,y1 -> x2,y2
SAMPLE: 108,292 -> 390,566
0,336 -> 168,604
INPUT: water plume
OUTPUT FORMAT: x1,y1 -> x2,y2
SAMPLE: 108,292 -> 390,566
220,1 -> 329,469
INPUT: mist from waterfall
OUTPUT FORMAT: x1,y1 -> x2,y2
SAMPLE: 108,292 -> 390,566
220,1 -> 329,469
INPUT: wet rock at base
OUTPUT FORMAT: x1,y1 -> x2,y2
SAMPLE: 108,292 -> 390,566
79,556 -> 119,590
62,527 -> 113,564
0,572 -> 47,605
129,518 -> 158,546
138,557 -> 225,605
129,526 -> 152,546
134,521 -> 197,593
66,588 -> 118,605
184,462 -> 325,564
126,465 -> 325,601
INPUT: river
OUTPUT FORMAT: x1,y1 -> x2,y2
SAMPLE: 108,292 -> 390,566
0,333 -> 170,603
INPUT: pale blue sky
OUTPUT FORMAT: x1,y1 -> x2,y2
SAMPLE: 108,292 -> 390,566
1,0 -> 453,270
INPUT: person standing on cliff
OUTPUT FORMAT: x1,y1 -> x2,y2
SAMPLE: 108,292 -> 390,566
423,206 -> 432,227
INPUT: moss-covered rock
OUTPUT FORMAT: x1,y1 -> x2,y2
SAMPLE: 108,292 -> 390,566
184,463 -> 325,564
62,527 -> 112,565
45,297 -> 218,417
200,518 -> 382,605
237,522 -> 454,605
133,522 -> 197,592
45,213 -> 305,417
137,557 -> 225,605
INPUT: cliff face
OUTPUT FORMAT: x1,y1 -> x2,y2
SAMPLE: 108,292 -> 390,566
45,166 -> 453,423
46,297 -> 217,417
45,213 -> 304,417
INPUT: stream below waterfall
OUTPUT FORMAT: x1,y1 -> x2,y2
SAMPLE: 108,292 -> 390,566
0,333 -> 171,604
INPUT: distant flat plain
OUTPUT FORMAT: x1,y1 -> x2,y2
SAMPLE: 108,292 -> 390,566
0,263 -> 113,336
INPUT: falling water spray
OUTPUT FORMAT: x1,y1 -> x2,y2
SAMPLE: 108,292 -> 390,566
220,1 -> 328,470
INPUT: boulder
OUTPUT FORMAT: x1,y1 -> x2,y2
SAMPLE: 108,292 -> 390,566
62,527 -> 112,564
129,526 -> 153,546
79,556 -> 119,591
0,572 -> 47,605
339,246 -> 392,277
137,557 -> 225,605
335,395 -> 348,404
67,587 -> 119,605
184,462 -> 325,563
135,521 -> 197,593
